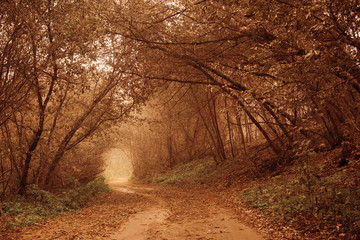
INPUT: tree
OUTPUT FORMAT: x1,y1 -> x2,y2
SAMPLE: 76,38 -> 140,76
107,0 -> 360,156
0,0 -> 151,196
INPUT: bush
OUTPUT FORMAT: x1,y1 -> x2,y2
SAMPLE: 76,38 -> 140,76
150,158 -> 214,184
0,176 -> 110,229
239,163 -> 360,238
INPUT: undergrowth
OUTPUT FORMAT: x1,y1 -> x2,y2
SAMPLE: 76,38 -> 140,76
149,157 -> 215,184
239,162 -> 360,239
0,176 -> 110,229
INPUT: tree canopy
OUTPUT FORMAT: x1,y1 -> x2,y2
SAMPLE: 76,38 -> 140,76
0,0 -> 359,196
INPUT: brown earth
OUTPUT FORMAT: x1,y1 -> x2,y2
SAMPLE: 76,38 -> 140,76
1,182 -> 267,240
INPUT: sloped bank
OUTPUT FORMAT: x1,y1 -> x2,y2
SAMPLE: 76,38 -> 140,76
140,146 -> 360,240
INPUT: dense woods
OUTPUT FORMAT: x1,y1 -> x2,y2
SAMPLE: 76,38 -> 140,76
0,0 -> 359,210
1,0 -> 360,238
123,0 -> 360,177
0,0 -> 151,195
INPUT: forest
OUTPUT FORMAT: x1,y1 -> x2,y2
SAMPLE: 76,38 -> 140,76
1,0 -> 360,239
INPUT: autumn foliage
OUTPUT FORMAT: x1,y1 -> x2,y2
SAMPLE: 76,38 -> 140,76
0,0 -> 359,221
1,0 -> 360,239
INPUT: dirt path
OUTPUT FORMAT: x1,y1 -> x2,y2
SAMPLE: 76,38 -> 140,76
2,183 -> 265,240
109,183 -> 264,240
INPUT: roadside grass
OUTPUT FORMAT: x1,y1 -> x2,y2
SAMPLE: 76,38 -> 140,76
0,176 -> 111,229
239,161 -> 360,239
149,157 -> 216,184
139,147 -> 360,239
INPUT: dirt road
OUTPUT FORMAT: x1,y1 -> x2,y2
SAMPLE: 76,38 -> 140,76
109,183 -> 263,240
2,182 -> 265,240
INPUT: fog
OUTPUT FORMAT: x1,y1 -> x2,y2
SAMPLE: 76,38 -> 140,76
102,148 -> 133,183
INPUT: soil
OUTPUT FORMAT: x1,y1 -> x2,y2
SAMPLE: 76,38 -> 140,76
1,182 -> 266,240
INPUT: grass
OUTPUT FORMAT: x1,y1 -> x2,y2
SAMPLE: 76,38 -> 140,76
149,157 -> 216,184
138,147 -> 360,239
239,161 -> 360,239
0,175 -> 111,229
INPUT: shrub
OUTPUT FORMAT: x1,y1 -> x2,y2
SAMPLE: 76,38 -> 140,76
150,158 -> 214,184
0,176 -> 110,229
239,163 -> 360,238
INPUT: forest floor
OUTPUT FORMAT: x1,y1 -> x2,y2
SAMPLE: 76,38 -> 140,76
3,143 -> 359,240
2,181 -> 267,240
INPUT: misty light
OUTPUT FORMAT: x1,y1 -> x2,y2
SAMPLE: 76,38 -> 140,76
102,148 -> 133,183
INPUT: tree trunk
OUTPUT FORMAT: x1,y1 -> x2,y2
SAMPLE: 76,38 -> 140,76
44,81 -> 116,187
191,64 -> 280,154
225,97 -> 235,158
233,95 -> 281,154
207,92 -> 227,162
18,113 -> 44,195
167,135 -> 174,169
235,110 -> 247,156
